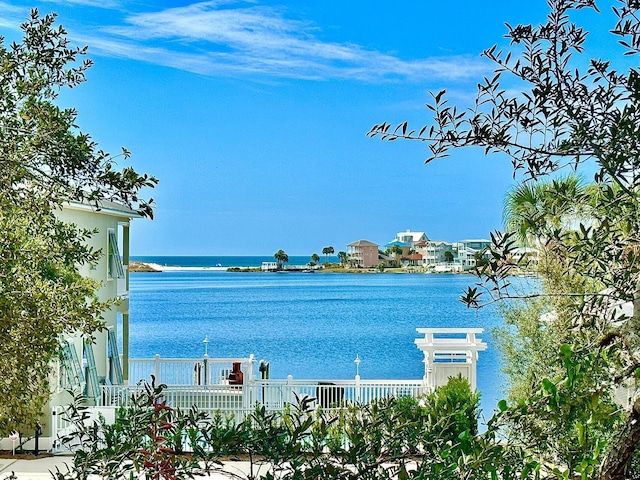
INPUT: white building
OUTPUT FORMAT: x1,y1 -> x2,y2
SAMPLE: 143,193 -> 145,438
452,239 -> 492,271
33,200 -> 140,449
416,241 -> 453,266
394,229 -> 429,248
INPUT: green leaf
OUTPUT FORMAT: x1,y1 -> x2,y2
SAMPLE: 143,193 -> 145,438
560,343 -> 572,358
542,378 -> 554,393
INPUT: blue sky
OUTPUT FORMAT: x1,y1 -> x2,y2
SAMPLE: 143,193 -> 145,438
0,1 -> 613,255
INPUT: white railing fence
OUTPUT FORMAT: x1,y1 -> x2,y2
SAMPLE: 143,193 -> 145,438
50,355 -> 430,451
128,355 -> 256,386
49,378 -> 427,452
50,405 -> 119,453
251,378 -> 427,410
99,377 -> 428,418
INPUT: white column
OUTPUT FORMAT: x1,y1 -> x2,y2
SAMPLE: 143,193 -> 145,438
154,354 -> 161,384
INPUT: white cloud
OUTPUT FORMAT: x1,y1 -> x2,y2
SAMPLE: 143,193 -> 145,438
41,0 -> 121,9
0,2 -> 29,30
1,0 -> 488,82
87,0 -> 489,82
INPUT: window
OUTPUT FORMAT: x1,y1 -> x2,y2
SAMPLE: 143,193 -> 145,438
108,230 -> 125,279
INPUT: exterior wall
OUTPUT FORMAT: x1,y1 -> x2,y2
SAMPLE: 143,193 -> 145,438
28,203 -> 137,443
347,241 -> 379,268
457,239 -> 491,252
360,245 -> 378,267
454,246 -> 478,270
54,203 -> 135,392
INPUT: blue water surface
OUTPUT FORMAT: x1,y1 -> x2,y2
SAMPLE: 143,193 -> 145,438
128,269 -> 532,417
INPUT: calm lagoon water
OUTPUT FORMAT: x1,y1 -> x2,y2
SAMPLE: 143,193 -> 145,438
128,267 -> 529,416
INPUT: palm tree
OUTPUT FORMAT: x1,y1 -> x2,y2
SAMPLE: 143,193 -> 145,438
311,253 -> 320,265
503,174 -> 591,246
387,245 -> 403,266
322,246 -> 334,264
503,175 -> 598,278
337,251 -> 348,266
274,249 -> 289,270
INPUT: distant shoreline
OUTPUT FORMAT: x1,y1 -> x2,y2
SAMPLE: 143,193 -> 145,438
129,261 -> 227,272
129,261 -> 462,275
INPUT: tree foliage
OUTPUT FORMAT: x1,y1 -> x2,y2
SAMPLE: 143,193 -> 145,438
56,376 -> 513,480
0,11 -> 156,436
503,174 -> 593,246
322,245 -> 335,264
274,249 -> 289,270
369,1 -> 640,478
444,250 -> 454,262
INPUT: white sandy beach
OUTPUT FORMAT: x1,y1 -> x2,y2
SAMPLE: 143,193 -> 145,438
144,262 -> 229,272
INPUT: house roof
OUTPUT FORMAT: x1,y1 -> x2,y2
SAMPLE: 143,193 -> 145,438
348,239 -> 378,247
405,253 -> 423,260
63,199 -> 142,218
396,230 -> 430,242
384,240 -> 411,248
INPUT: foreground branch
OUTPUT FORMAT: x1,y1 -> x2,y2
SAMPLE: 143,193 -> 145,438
598,395 -> 640,480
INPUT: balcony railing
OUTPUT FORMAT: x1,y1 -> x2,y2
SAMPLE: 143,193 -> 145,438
117,265 -> 128,297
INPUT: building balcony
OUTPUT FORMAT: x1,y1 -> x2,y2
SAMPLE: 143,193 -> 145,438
117,265 -> 129,297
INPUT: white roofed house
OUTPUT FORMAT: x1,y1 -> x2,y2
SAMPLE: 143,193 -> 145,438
395,229 -> 429,248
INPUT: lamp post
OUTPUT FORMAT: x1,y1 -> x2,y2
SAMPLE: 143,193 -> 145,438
202,335 -> 209,385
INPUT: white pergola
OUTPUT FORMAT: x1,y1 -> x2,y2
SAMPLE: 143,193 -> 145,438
414,328 -> 488,390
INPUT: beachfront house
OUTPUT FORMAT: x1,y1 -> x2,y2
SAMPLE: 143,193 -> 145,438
402,252 -> 423,267
383,240 -> 411,266
417,240 -> 454,267
394,229 -> 429,248
39,201 -> 138,448
456,239 -> 492,253
347,239 -> 379,268
453,239 -> 492,271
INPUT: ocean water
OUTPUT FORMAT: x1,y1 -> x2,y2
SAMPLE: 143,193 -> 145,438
127,259 -> 535,416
